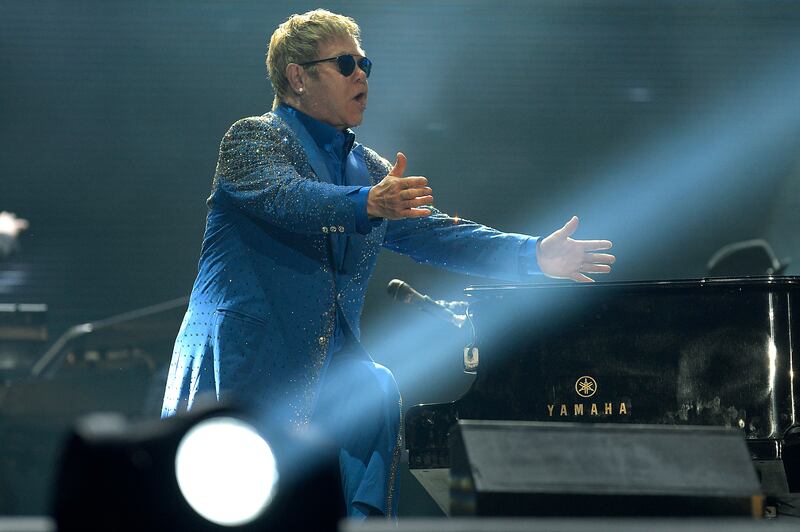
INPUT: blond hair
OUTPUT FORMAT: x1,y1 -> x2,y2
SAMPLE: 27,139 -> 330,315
266,9 -> 361,110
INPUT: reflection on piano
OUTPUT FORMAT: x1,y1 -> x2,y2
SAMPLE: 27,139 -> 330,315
406,277 -> 800,512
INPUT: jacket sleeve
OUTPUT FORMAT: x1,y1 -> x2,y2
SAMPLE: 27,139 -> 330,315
384,211 -> 538,282
210,116 -> 363,234
361,148 -> 540,282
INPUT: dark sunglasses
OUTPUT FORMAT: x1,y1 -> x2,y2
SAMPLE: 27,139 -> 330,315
299,54 -> 372,78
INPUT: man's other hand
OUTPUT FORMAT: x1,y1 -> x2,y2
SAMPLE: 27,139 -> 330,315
537,216 -> 615,282
367,152 -> 434,220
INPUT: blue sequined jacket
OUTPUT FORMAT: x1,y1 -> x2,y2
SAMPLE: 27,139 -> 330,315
161,106 -> 536,426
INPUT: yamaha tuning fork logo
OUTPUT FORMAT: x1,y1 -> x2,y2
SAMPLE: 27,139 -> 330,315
545,375 -> 630,418
575,375 -> 597,398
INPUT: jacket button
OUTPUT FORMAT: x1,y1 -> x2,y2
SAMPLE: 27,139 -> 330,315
318,336 -> 326,345
329,226 -> 337,233
322,227 -> 329,233
337,226 -> 344,232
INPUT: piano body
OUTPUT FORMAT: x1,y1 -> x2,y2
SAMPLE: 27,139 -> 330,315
405,277 -> 800,512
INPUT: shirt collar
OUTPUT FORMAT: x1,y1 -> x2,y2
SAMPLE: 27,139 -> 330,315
278,103 -> 355,158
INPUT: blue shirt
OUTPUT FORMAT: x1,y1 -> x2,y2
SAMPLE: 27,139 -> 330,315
279,103 -> 380,354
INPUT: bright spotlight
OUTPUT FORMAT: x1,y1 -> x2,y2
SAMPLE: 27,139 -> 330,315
54,405 -> 343,531
175,416 -> 279,527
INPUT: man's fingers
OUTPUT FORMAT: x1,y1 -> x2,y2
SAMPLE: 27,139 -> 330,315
371,162 -> 434,219
389,152 -> 407,177
579,263 -> 612,274
586,252 -> 615,264
403,187 -> 433,199
553,215 -> 579,239
580,239 -> 613,252
570,272 -> 595,283
401,176 -> 428,189
402,207 -> 433,218
406,196 -> 433,208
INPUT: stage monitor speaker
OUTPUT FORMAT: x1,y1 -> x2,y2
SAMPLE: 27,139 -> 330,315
448,420 -> 762,517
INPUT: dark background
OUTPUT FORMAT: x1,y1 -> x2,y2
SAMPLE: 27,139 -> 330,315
1,0 -> 800,513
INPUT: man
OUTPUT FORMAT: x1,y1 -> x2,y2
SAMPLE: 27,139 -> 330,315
161,9 -> 615,519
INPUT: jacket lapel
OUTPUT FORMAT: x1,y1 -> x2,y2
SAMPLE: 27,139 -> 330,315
346,144 -> 372,186
272,107 -> 332,184
336,148 -> 368,271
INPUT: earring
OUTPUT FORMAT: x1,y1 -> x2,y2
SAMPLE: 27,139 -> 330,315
298,87 -> 304,94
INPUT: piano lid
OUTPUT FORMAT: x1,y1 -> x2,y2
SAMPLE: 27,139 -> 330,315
464,275 -> 800,296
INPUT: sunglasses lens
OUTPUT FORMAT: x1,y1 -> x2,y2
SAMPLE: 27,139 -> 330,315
334,55 -> 371,78
336,55 -> 356,77
358,57 -> 372,78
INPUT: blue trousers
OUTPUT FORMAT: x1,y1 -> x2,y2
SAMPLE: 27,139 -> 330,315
313,351 -> 402,519
162,308 -> 402,518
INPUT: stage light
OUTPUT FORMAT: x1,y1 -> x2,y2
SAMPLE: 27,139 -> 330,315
175,416 -> 279,527
53,404 -> 343,531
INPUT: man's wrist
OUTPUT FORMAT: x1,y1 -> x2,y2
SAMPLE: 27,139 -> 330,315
353,186 -> 382,233
518,236 -> 542,276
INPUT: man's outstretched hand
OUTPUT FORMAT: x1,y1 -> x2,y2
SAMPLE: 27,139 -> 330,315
367,152 -> 434,220
537,216 -> 615,282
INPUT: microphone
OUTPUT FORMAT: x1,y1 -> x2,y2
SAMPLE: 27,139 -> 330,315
387,279 -> 466,328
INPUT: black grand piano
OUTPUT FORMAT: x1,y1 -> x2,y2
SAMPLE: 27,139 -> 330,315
405,277 -> 800,512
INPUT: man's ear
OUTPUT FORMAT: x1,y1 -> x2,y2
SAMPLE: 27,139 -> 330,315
285,63 -> 305,94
